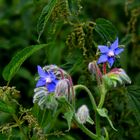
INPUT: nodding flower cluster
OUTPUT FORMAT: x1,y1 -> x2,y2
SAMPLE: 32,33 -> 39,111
33,38 -> 131,125
88,38 -> 131,87
33,65 -> 74,109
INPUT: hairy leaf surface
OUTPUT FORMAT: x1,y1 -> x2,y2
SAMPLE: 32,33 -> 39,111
95,18 -> 117,42
3,44 -> 48,82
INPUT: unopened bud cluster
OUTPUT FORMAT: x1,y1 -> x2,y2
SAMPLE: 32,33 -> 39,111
103,68 -> 131,88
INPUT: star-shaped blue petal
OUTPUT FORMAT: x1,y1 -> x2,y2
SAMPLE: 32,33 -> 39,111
36,65 -> 58,92
97,38 -> 124,67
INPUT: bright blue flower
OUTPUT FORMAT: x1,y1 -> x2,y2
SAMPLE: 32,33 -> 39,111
97,38 -> 124,67
36,65 -> 58,92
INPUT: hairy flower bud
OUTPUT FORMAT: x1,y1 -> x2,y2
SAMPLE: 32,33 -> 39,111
76,105 -> 89,124
55,79 -> 70,99
103,68 -> 131,88
88,61 -> 102,84
88,62 -> 96,74
43,65 -> 70,80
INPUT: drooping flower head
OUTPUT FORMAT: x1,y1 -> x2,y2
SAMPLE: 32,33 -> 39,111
76,105 -> 89,124
36,65 -> 58,92
33,65 -> 74,109
76,105 -> 94,125
97,38 -> 124,67
55,79 -> 70,99
88,61 -> 102,84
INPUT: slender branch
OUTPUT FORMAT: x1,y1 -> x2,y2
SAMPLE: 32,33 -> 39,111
95,111 -> 101,136
74,85 -> 97,111
40,109 -> 47,127
98,85 -> 106,108
12,114 -> 29,140
74,115 -> 98,139
68,76 -> 75,108
59,94 -> 98,139
96,85 -> 107,136
74,85 -> 101,136
102,62 -> 107,74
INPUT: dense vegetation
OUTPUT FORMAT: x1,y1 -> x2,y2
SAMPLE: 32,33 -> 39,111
0,0 -> 140,139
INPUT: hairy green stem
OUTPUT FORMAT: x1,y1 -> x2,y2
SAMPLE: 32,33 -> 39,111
12,114 -> 29,140
74,85 -> 101,137
95,111 -> 101,136
61,94 -> 99,139
74,85 -> 97,111
74,115 -> 98,139
41,109 -> 47,127
98,85 -> 106,108
96,85 -> 107,136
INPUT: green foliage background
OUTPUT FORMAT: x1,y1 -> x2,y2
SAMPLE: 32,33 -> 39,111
0,0 -> 140,139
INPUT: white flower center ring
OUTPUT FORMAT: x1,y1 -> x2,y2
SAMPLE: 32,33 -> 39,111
108,50 -> 114,57
46,77 -> 52,83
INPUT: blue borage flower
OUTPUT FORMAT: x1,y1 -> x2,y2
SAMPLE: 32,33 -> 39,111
97,38 -> 124,67
36,65 -> 58,92
33,65 -> 73,109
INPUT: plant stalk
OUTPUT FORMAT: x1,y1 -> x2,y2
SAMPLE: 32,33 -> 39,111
98,85 -> 106,108
12,114 -> 29,140
74,85 -> 101,137
74,85 -> 97,111
74,115 -> 98,139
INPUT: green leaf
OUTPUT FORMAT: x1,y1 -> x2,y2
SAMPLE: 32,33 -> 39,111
2,44 -> 48,82
97,108 -> 117,131
64,110 -> 74,131
95,18 -> 117,42
87,116 -> 94,125
0,100 -> 15,113
32,103 -> 55,129
57,97 -> 74,131
127,85 -> 140,125
120,34 -> 132,46
37,0 -> 58,41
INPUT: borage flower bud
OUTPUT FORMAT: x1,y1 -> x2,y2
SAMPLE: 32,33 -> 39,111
112,68 -> 131,84
43,64 -> 70,80
55,79 -> 70,100
88,62 -> 96,74
88,61 -> 102,84
103,68 -> 131,88
76,105 -> 89,124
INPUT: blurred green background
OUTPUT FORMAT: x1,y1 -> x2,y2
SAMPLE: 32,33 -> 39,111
0,0 -> 140,139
